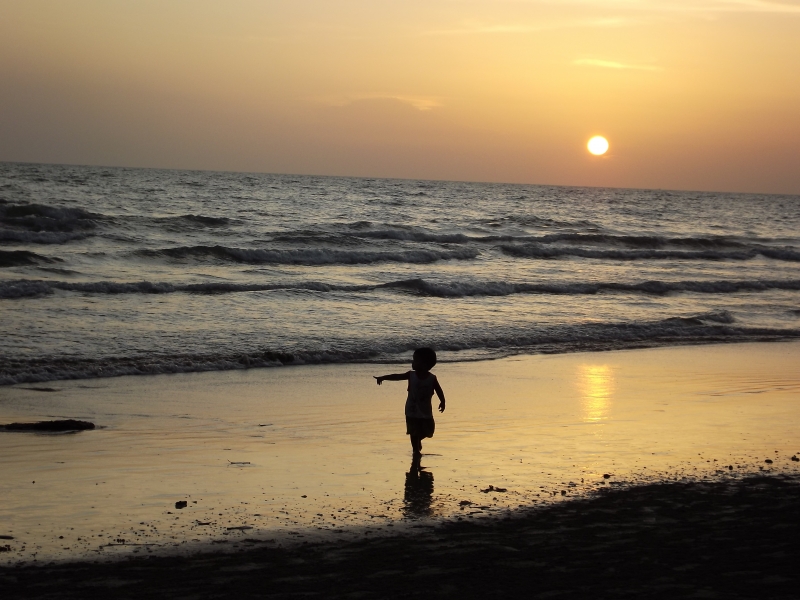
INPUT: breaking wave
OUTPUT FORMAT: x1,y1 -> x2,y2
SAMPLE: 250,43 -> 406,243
352,229 -> 766,249
500,244 -> 800,262
278,228 -> 771,249
0,279 -> 372,299
136,245 -> 479,265
0,202 -> 103,232
382,278 -> 800,298
3,277 -> 800,300
530,233 -> 752,249
0,250 -> 60,268
2,314 -> 798,385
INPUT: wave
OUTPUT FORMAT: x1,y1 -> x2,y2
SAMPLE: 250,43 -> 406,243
382,278 -> 800,298
0,202 -> 103,233
136,245 -> 479,265
271,228 -> 492,246
354,229 -> 769,250
479,214 -> 597,229
354,229 -> 474,243
148,214 -> 232,230
0,250 -> 60,268
4,277 -> 800,300
2,315 -> 798,385
531,233 -> 751,250
0,279 -> 372,299
270,231 -> 366,246
175,214 -> 229,226
663,310 -> 736,326
275,227 -> 776,251
500,244 -> 800,262
0,229 -> 91,244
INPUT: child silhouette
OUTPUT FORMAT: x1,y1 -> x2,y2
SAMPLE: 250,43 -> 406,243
374,347 -> 446,455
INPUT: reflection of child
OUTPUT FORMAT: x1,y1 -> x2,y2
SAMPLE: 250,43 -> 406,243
403,455 -> 434,517
374,347 -> 446,456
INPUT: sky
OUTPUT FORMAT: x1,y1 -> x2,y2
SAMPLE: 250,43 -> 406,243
1,0 -> 799,194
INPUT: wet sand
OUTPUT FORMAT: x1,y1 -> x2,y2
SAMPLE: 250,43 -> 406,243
1,341 -> 800,593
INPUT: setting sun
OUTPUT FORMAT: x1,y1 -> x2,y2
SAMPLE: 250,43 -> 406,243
587,136 -> 609,156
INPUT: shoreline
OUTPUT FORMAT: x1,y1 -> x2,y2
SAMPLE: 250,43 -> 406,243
4,335 -> 800,388
3,472 -> 799,598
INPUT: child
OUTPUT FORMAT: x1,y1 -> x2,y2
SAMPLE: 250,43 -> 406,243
374,347 -> 445,456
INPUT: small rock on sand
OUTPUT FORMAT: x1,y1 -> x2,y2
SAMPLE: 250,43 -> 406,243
2,420 -> 95,432
175,501 -> 188,509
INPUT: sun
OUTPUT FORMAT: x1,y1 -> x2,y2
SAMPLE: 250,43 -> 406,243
587,136 -> 609,156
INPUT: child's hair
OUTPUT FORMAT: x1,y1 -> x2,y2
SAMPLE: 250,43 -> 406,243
413,347 -> 437,371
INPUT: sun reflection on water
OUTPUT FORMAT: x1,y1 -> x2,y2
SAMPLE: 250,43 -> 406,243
579,364 -> 615,422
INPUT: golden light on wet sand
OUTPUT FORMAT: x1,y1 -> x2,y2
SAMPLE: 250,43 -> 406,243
587,136 -> 609,156
579,364 -> 615,422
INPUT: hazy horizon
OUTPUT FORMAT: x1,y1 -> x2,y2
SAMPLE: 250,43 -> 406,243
2,1 -> 799,195
4,158 -> 799,197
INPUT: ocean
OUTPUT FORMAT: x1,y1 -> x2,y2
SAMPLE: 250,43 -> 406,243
1,161 -> 799,385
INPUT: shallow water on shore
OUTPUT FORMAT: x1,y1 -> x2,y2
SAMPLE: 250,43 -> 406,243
1,342 -> 799,564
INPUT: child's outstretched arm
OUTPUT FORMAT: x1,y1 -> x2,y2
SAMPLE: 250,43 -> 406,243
434,380 -> 446,413
374,372 -> 410,385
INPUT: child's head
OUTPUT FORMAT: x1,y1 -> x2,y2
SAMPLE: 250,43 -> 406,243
412,347 -> 437,372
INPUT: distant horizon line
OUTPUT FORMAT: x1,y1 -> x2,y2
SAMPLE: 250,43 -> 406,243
1,159 -> 796,198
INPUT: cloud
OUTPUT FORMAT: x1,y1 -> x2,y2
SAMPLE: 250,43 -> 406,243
422,1 -> 799,39
573,58 -> 662,71
316,94 -> 443,111
516,0 -> 800,15
721,0 -> 800,13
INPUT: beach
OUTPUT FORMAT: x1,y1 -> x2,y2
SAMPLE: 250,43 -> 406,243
2,341 -> 799,586
3,474 -> 798,599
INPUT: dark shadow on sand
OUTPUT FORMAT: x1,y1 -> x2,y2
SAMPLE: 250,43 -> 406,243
3,474 -> 799,599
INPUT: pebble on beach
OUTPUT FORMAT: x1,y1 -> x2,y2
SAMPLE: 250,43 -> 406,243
1,420 -> 95,432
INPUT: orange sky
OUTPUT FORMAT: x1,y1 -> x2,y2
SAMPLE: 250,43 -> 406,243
1,0 -> 799,193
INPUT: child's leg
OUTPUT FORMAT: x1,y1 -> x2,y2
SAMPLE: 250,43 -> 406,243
409,435 -> 422,454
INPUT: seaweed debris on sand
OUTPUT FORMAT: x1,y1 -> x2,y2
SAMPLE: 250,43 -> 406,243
2,474 -> 798,599
1,420 -> 95,432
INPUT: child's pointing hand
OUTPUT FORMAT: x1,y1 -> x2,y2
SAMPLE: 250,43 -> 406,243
374,376 -> 383,385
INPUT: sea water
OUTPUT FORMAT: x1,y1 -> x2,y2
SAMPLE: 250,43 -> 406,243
1,162 -> 799,384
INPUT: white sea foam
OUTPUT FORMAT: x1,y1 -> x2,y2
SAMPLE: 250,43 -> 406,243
1,315 -> 797,385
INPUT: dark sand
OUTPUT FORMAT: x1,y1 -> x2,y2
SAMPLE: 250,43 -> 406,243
3,473 -> 798,599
